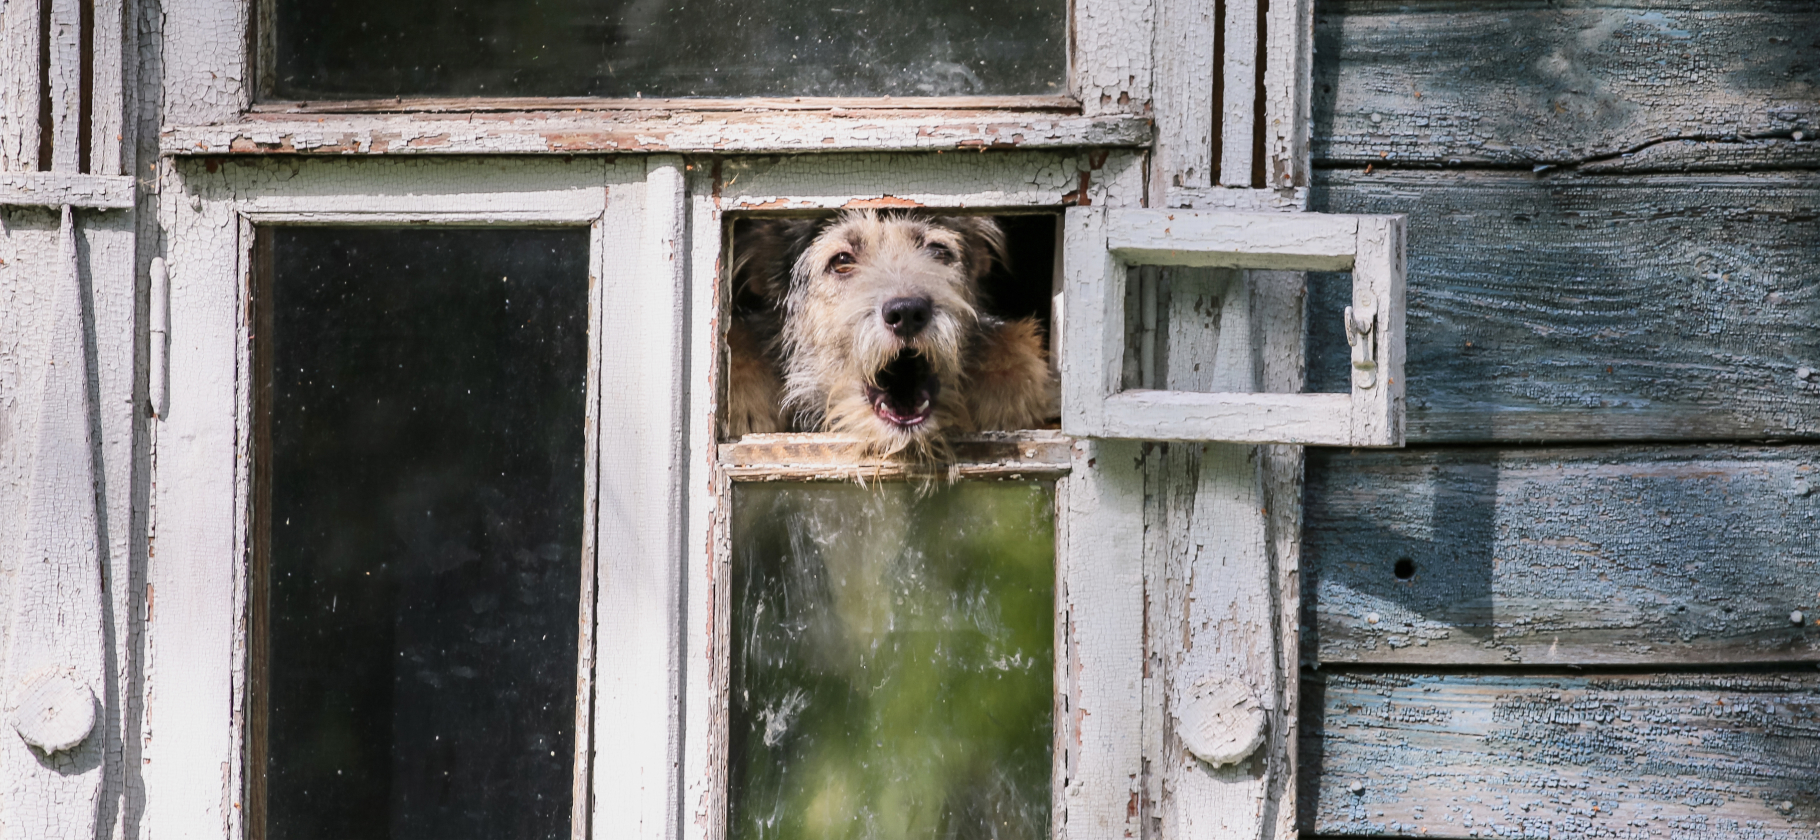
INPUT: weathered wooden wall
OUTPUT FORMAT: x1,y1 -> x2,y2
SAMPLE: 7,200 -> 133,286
1301,1 -> 1820,837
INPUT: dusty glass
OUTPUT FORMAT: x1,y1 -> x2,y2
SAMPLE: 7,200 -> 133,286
263,227 -> 589,840
270,0 -> 1066,99
730,482 -> 1055,840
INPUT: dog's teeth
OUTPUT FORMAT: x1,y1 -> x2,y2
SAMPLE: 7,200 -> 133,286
916,399 -> 930,412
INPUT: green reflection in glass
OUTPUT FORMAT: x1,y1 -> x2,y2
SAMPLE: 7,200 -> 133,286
731,482 -> 1055,840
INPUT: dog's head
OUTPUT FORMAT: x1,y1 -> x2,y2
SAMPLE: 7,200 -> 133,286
767,211 -> 1006,457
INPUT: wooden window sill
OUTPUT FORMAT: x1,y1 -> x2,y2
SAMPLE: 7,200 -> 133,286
160,109 -> 1152,157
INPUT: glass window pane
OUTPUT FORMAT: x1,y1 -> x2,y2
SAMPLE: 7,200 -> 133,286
271,0 -> 1065,99
730,482 -> 1054,840
263,227 -> 589,840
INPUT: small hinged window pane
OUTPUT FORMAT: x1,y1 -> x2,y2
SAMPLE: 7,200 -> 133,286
1060,207 -> 1406,447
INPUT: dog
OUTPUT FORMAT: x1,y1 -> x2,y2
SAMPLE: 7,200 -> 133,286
724,211 -> 1057,459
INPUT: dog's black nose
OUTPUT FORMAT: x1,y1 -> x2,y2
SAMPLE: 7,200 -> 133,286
882,296 -> 934,339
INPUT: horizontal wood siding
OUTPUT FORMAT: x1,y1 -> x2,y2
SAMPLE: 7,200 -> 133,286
1303,2 -> 1820,837
1304,445 -> 1820,666
1306,171 -> 1820,444
1300,672 -> 1820,839
1311,0 -> 1820,171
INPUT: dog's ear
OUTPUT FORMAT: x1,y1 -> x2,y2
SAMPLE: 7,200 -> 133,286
931,216 -> 1009,283
731,218 -> 826,309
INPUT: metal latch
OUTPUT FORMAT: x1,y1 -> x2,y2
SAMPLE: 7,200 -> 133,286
1344,300 -> 1378,389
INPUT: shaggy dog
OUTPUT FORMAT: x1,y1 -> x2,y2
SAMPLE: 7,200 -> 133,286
725,211 -> 1057,459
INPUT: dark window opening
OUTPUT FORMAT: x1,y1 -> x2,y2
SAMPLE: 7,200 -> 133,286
253,226 -> 589,840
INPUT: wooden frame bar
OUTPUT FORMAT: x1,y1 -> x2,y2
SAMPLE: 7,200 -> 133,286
1063,207 -> 1406,446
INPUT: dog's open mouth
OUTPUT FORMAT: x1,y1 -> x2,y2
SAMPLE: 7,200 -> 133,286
866,350 -> 940,428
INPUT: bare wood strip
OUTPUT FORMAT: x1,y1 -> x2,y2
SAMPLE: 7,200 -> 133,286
160,111 -> 1153,156
1301,672 -> 1820,839
1304,445 -> 1820,666
251,95 -> 1082,114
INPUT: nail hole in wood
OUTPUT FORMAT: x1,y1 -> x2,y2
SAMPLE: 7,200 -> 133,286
1393,557 -> 1415,580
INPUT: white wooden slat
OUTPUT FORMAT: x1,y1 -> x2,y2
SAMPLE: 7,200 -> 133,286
1262,0 -> 1312,190
90,0 -> 127,176
146,157 -> 616,840
46,0 -> 79,172
1102,392 -> 1353,444
160,113 -> 1153,158
1218,0 -> 1260,187
0,171 -> 135,207
0,0 -> 42,171
714,150 -> 1147,212
1154,0 -> 1218,194
1060,207 -> 1120,439
591,157 -> 686,840
681,162 -> 728,840
1072,0 -> 1155,118
1056,437 -> 1148,840
1068,208 -> 1406,446
160,0 -> 247,126
145,161 -> 245,840
0,205 -> 107,840
1347,215 -> 1406,448
1108,208 -> 1358,270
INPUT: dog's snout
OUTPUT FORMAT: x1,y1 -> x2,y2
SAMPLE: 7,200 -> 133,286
881,296 -> 934,339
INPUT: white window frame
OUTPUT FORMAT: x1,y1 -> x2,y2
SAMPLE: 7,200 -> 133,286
1063,208 -> 1407,447
134,1 -> 1368,840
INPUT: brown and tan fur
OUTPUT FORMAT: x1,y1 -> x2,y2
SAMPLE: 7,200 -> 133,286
725,211 -> 1056,459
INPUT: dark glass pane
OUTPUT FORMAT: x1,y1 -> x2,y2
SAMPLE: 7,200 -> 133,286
271,0 -> 1065,99
730,482 -> 1054,840
265,227 -> 588,840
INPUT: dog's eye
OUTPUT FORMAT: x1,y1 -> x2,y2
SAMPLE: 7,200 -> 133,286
925,242 -> 958,264
829,252 -> 857,275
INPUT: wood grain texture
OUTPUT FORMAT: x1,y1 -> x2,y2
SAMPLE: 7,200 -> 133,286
1153,0 -> 1218,193
1056,437 -> 1148,840
720,431 -> 1073,481
1219,0 -> 1259,186
0,172 -> 135,207
1304,445 -> 1820,666
1143,265 -> 1308,840
591,157 -> 685,840
1308,169 -> 1820,443
712,149 -> 1146,212
159,111 -> 1152,157
0,206 -> 106,840
1299,672 -> 1820,839
1311,0 -> 1820,170
1071,0 -> 1154,118
1,0 -> 42,171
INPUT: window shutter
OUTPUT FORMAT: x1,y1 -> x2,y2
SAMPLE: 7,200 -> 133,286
1061,207 -> 1407,446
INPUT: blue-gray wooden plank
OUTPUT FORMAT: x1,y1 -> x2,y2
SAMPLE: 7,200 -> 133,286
1300,672 -> 1820,839
1305,445 -> 1820,665
1307,171 -> 1820,442
1312,0 -> 1820,171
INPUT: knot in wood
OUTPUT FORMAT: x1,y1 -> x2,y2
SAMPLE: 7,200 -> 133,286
1176,675 -> 1267,767
9,668 -> 97,754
